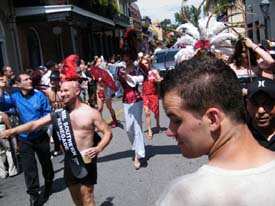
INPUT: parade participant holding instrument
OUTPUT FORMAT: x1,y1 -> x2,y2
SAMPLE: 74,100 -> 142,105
0,81 -> 112,206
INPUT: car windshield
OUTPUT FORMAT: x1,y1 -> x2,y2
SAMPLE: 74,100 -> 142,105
154,51 -> 178,63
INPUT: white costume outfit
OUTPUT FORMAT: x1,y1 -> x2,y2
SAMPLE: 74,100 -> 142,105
157,159 -> 275,206
123,101 -> 145,158
119,68 -> 145,159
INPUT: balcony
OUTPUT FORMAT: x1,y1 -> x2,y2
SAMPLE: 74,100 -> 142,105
129,17 -> 142,31
113,13 -> 130,28
14,0 -> 117,19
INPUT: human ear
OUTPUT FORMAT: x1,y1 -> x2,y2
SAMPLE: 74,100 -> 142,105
75,88 -> 81,96
205,108 -> 222,132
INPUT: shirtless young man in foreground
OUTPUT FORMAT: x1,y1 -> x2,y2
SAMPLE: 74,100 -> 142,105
0,81 -> 112,206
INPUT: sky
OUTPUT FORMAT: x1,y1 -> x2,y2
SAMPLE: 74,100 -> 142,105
136,0 -> 202,23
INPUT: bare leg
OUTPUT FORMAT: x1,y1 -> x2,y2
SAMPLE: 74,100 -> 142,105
154,112 -> 161,133
69,183 -> 95,206
68,184 -> 81,206
134,156 -> 141,170
144,106 -> 152,140
96,93 -> 104,114
105,98 -> 116,121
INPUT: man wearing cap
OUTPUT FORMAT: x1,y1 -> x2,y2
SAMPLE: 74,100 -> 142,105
41,61 -> 57,87
246,77 -> 275,151
45,70 -> 63,156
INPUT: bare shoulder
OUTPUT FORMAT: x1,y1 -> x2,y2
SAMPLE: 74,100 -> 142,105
78,103 -> 101,119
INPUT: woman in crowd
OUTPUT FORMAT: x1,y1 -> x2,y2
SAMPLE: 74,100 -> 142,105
140,57 -> 162,140
118,50 -> 145,170
229,37 -> 274,80
93,57 -> 118,128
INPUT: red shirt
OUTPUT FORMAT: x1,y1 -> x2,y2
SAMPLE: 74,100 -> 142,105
119,69 -> 142,104
142,70 -> 158,96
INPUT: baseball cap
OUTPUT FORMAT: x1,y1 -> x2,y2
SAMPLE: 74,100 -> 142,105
45,60 -> 56,69
50,70 -> 60,79
247,77 -> 275,99
36,65 -> 48,72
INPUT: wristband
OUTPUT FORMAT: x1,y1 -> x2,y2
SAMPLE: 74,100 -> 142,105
253,45 -> 259,51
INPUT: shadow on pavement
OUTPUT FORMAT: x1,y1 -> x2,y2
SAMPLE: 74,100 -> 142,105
98,145 -> 180,163
54,166 -> 64,174
99,196 -> 115,206
51,177 -> 67,193
109,120 -> 124,130
144,126 -> 167,134
40,177 -> 67,196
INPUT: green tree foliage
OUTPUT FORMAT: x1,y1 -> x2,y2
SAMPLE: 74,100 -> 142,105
175,5 -> 200,27
90,0 -> 119,17
174,0 -> 235,26
159,19 -> 178,47
205,0 -> 232,13
160,19 -> 171,28
175,11 -> 186,25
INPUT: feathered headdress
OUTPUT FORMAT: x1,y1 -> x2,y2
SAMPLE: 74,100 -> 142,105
174,14 -> 237,60
121,28 -> 140,60
60,54 -> 80,81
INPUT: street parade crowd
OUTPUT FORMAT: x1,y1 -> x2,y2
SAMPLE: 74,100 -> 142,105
1,22 -> 275,206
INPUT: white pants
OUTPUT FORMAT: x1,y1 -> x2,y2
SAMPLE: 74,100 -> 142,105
123,101 -> 145,158
0,138 -> 18,178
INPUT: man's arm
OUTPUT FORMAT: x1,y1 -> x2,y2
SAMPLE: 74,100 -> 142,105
0,114 -> 52,139
2,112 -> 12,129
86,110 -> 112,158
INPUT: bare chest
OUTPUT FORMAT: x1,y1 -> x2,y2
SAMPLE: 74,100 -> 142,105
70,113 -> 94,131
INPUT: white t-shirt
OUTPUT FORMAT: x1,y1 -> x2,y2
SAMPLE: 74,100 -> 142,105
41,70 -> 51,86
156,159 -> 275,206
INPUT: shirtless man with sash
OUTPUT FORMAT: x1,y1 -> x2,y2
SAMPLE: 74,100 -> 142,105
0,81 -> 112,206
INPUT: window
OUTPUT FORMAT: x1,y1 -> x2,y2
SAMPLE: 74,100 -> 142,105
0,20 -> 8,68
27,28 -> 42,69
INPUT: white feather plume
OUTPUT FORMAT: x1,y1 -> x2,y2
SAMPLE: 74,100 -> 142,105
211,33 -> 237,45
174,46 -> 195,64
174,15 -> 237,62
174,35 -> 196,47
176,22 -> 200,40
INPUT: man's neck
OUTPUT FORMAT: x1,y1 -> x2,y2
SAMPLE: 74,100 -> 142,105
67,99 -> 81,112
208,118 -> 274,169
21,89 -> 32,96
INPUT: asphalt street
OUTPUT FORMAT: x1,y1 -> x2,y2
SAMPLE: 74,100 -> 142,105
0,98 -> 207,206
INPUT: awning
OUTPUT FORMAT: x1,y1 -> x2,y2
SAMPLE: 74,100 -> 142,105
15,5 -> 115,26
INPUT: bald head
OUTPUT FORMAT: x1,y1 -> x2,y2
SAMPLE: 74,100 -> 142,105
61,81 -> 80,90
60,81 -> 81,106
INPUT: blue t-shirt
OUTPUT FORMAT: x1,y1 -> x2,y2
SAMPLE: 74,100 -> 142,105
11,89 -> 51,139
0,88 -> 20,115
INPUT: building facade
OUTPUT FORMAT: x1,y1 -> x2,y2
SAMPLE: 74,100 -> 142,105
246,0 -> 274,42
0,0 -> 142,73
